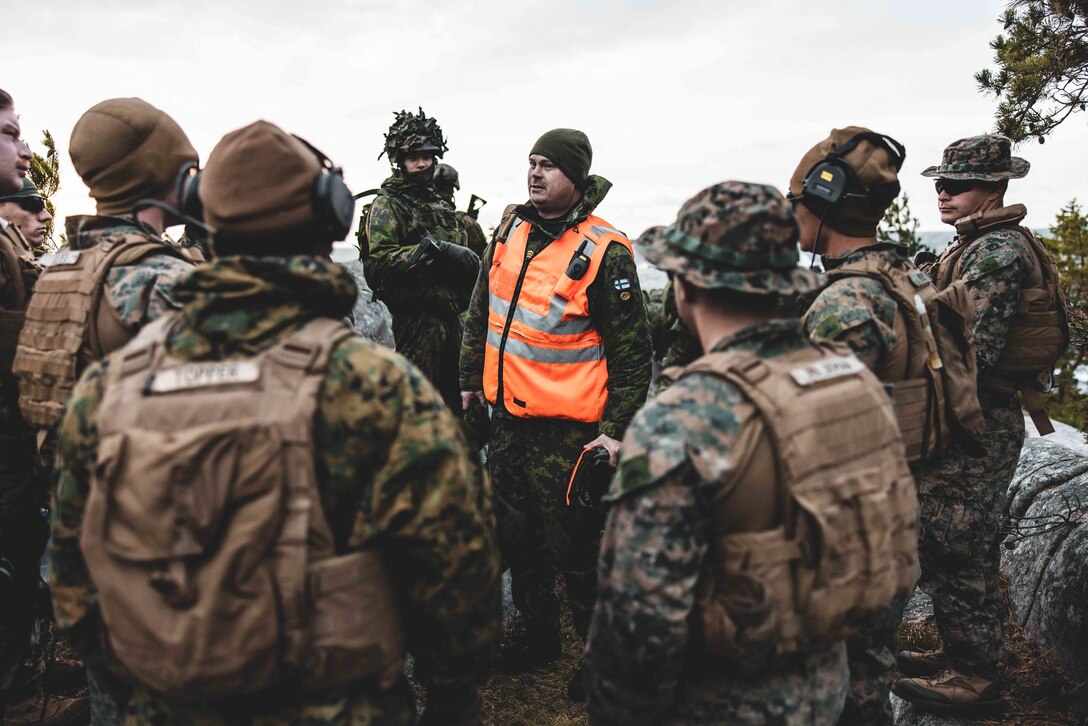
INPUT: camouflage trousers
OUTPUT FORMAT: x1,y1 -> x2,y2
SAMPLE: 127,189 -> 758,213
390,309 -> 462,414
654,643 -> 848,725
489,412 -> 605,637
839,592 -> 910,726
119,674 -> 417,725
915,402 -> 1024,677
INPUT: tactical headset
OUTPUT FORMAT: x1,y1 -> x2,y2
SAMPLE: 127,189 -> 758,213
175,134 -> 355,241
797,130 -> 906,216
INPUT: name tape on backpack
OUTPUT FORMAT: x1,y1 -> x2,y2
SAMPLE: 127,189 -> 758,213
150,361 -> 261,393
789,355 -> 866,387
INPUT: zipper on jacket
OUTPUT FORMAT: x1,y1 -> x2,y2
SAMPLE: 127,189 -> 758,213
496,244 -> 536,412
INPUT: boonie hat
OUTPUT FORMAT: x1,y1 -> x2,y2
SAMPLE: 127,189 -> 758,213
921,134 -> 1029,181
637,181 -> 820,296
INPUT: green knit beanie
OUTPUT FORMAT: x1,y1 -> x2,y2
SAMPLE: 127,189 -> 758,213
530,129 -> 592,189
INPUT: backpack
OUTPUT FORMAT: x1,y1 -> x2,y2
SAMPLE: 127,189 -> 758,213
940,205 -> 1070,434
680,343 -> 918,670
80,316 -> 405,700
824,258 -> 986,461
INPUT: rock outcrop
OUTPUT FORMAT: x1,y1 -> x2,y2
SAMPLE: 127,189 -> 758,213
339,260 -> 395,349
1003,437 -> 1088,684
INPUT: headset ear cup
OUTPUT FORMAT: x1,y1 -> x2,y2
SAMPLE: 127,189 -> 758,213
175,162 -> 203,221
311,169 -> 355,241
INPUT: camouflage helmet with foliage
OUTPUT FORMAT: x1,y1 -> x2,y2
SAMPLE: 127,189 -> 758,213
380,107 -> 448,162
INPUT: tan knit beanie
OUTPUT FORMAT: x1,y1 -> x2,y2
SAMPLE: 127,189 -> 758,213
69,98 -> 197,216
789,126 -> 902,237
199,120 -> 321,234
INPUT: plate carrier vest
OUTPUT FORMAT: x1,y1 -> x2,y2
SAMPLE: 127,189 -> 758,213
80,315 -> 405,700
679,343 -> 918,670
13,234 -> 187,428
936,204 -> 1070,434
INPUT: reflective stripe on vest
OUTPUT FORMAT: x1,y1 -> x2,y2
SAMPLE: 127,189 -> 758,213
483,213 -> 633,422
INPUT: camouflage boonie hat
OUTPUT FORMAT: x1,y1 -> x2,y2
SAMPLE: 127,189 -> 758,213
380,107 -> 448,162
921,134 -> 1029,181
637,181 -> 820,295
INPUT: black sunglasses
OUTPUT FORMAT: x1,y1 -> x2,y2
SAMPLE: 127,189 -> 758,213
0,195 -> 46,213
934,179 -> 976,196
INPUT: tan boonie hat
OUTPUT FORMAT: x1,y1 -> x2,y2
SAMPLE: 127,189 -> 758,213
200,120 -> 322,235
921,134 -> 1029,181
637,181 -> 820,296
69,98 -> 197,216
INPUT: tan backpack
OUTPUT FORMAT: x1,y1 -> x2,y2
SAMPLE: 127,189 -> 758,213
823,258 -> 986,462
937,205 -> 1070,434
680,343 -> 918,670
13,235 -> 186,428
80,315 -> 405,700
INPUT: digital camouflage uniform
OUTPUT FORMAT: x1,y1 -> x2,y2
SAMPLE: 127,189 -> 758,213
50,256 -> 502,725
460,175 -> 652,638
365,172 -> 474,412
585,182 -> 846,725
906,137 -> 1037,685
802,242 -> 916,725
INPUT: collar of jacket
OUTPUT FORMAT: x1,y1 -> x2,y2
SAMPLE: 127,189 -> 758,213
513,174 -> 613,241
64,214 -> 161,250
821,241 -> 907,271
706,317 -> 805,357
166,255 -> 357,359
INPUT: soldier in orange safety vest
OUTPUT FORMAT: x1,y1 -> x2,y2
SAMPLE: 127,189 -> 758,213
459,128 -> 652,698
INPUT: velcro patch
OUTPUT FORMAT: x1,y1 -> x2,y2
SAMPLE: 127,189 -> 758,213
908,270 -> 931,288
789,355 -> 866,387
40,249 -> 81,267
613,278 -> 631,290
150,361 -> 260,393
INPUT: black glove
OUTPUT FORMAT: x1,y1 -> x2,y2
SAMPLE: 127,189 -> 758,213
435,239 -> 481,280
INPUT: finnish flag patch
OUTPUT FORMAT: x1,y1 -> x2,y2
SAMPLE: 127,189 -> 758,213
613,278 -> 632,291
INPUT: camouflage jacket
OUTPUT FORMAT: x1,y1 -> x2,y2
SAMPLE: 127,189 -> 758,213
50,255 -> 501,724
458,176 -> 653,440
935,219 -> 1035,383
585,318 -> 848,725
801,243 -> 906,371
658,278 -> 701,370
65,215 -> 193,335
363,172 -> 473,317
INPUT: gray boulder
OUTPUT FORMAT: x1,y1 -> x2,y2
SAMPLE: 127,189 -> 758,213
339,260 -> 395,349
1003,437 -> 1088,683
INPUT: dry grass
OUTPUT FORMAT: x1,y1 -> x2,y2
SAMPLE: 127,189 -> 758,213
897,577 -> 1087,725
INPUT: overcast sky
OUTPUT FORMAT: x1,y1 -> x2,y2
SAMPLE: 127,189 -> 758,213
7,0 -> 1088,245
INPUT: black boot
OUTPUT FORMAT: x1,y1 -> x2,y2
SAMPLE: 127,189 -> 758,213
566,659 -> 586,702
498,625 -> 561,674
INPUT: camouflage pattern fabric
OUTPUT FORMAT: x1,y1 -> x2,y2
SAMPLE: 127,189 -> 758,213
801,244 -> 904,371
585,319 -> 849,725
66,215 -> 193,335
380,108 -> 447,161
459,175 -> 652,440
365,172 -> 474,411
914,220 -> 1035,678
921,134 -> 1029,181
489,412 -> 604,636
50,255 -> 501,725
658,279 -> 701,371
635,182 -> 820,297
800,243 -> 913,726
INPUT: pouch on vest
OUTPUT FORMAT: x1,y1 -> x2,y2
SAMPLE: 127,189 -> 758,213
80,315 -> 405,701
824,260 -> 985,461
681,345 -> 919,671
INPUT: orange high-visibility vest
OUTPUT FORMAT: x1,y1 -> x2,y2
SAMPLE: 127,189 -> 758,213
484,214 -> 633,422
